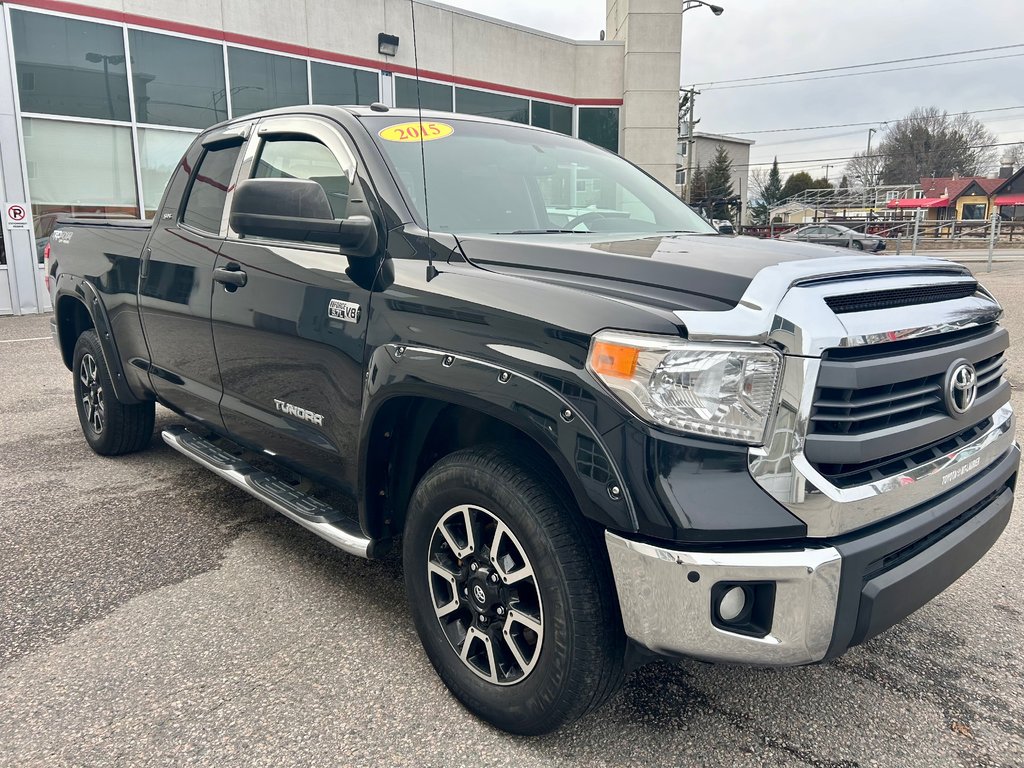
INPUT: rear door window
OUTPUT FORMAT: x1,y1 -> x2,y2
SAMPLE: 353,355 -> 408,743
181,142 -> 242,234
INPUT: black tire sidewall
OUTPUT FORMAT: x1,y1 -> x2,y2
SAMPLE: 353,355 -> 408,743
404,458 -> 593,734
852,240 -> 865,250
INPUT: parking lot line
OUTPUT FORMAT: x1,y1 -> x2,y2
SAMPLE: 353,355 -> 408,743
0,336 -> 50,343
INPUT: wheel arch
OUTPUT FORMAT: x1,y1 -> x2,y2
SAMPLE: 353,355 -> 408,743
53,277 -> 143,404
358,346 -> 635,542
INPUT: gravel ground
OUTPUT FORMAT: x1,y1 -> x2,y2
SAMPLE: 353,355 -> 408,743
1,261 -> 1023,767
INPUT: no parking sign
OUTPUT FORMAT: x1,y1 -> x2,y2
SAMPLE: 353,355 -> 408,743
3,202 -> 31,230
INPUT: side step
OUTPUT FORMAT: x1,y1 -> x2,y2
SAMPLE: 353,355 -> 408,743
161,425 -> 375,558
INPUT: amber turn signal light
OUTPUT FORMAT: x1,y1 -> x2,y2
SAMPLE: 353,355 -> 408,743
590,341 -> 639,379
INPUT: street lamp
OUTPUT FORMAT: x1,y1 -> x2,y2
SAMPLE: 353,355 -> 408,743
680,2 -> 724,204
683,1 -> 724,14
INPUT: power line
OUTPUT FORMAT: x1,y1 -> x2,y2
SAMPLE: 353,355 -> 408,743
684,43 -> 1024,88
718,105 -> 1024,136
725,140 -> 1023,172
692,52 -> 1024,91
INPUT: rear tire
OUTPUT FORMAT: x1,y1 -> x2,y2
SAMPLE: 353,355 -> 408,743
403,444 -> 626,735
72,330 -> 154,456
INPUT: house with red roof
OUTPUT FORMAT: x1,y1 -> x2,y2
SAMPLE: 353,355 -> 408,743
992,165 -> 1024,222
886,176 -> 1005,221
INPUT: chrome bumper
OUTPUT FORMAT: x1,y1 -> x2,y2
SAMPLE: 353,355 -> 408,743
605,532 -> 842,665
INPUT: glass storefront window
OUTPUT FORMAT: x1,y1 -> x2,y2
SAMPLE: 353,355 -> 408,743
311,62 -> 379,106
128,30 -> 227,129
227,48 -> 308,117
138,128 -> 199,216
395,77 -> 453,111
578,107 -> 620,153
10,10 -> 130,121
530,101 -> 572,135
455,88 -> 527,124
23,118 -> 138,240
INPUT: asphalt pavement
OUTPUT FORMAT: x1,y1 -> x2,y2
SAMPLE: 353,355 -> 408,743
1,264 -> 1023,767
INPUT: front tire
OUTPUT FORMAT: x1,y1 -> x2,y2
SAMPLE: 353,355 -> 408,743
851,239 -> 865,251
72,330 -> 154,455
403,445 -> 625,735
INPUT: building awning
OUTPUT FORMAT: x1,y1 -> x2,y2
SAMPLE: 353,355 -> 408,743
886,197 -> 949,209
995,194 -> 1024,205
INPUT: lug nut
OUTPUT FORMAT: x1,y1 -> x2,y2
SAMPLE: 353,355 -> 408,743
462,587 -> 468,596
479,615 -> 489,624
496,606 -> 505,616
470,562 -> 478,572
489,573 -> 499,583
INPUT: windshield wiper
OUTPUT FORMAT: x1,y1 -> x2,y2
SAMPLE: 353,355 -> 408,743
497,229 -> 581,234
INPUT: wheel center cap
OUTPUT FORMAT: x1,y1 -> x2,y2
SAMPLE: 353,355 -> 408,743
472,584 -> 487,605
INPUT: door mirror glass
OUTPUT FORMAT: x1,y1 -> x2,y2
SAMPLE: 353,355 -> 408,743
229,177 -> 377,255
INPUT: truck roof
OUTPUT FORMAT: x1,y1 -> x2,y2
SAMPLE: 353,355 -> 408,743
207,104 -> 559,136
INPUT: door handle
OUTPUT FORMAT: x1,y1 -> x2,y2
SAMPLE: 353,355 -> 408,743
214,265 -> 247,289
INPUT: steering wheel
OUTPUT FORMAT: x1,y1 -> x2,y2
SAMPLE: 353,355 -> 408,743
564,211 -> 609,231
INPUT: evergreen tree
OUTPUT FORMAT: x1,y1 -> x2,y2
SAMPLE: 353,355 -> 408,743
703,145 -> 734,219
750,157 -> 782,225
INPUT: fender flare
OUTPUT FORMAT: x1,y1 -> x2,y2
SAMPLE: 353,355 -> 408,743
358,343 -> 637,537
53,275 -> 143,405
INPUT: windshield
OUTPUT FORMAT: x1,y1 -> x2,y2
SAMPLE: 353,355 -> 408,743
364,115 -> 716,236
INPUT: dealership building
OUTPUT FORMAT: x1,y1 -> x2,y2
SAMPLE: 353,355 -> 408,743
0,0 -> 687,315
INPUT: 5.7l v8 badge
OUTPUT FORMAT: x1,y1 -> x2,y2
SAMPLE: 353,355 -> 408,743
328,299 -> 361,324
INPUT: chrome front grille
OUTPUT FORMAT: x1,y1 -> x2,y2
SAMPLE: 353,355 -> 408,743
803,326 -> 1011,472
810,349 -> 1006,437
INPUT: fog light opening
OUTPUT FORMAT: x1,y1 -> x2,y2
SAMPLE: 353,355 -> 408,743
718,586 -> 747,622
711,581 -> 776,638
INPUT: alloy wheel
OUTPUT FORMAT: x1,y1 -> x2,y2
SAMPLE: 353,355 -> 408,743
426,504 -> 544,685
79,353 -> 104,434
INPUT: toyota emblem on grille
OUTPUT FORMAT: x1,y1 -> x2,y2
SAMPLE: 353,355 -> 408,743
944,360 -> 978,416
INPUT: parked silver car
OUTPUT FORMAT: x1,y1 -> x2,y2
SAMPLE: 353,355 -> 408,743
780,224 -> 885,252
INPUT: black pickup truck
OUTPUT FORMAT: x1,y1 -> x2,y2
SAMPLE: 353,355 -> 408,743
47,105 -> 1018,735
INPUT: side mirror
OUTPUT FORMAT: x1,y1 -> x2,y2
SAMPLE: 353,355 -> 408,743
229,177 -> 378,257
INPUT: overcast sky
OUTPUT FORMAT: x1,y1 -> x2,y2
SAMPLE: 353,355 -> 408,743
443,0 -> 1024,180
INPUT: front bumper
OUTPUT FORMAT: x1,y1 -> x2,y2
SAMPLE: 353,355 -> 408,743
606,442 -> 1018,665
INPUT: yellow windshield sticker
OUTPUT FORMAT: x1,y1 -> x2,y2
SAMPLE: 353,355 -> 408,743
378,121 -> 454,143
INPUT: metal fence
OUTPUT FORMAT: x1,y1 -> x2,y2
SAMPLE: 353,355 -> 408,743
742,214 -> 1024,272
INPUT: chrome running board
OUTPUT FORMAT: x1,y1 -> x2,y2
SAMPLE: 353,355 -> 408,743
161,425 -> 375,558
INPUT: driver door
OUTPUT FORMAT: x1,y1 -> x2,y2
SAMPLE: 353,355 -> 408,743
210,116 -> 376,494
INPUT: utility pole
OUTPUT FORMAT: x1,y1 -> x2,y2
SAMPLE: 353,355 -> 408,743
862,127 -> 877,216
822,164 -> 832,184
680,87 -> 700,204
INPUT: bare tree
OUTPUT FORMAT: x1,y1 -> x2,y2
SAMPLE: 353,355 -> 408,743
871,107 -> 998,184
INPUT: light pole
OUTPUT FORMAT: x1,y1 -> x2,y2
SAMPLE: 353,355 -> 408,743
680,2 -> 724,204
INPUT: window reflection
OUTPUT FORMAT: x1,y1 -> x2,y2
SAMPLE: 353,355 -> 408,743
395,77 -> 452,111
311,62 -> 378,106
578,107 -> 620,154
128,29 -> 227,129
11,10 -> 130,121
455,88 -> 527,124
531,101 -> 572,135
23,118 -> 138,241
227,48 -> 308,116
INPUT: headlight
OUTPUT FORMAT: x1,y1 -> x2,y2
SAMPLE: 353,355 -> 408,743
587,331 -> 783,444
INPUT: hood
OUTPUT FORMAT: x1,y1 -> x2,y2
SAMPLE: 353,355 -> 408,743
454,232 -> 848,312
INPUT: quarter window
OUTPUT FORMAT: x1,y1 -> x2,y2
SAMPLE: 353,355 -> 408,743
181,142 -> 243,234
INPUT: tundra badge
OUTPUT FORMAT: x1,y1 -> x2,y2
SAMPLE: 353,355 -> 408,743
329,299 -> 361,323
274,399 -> 324,426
